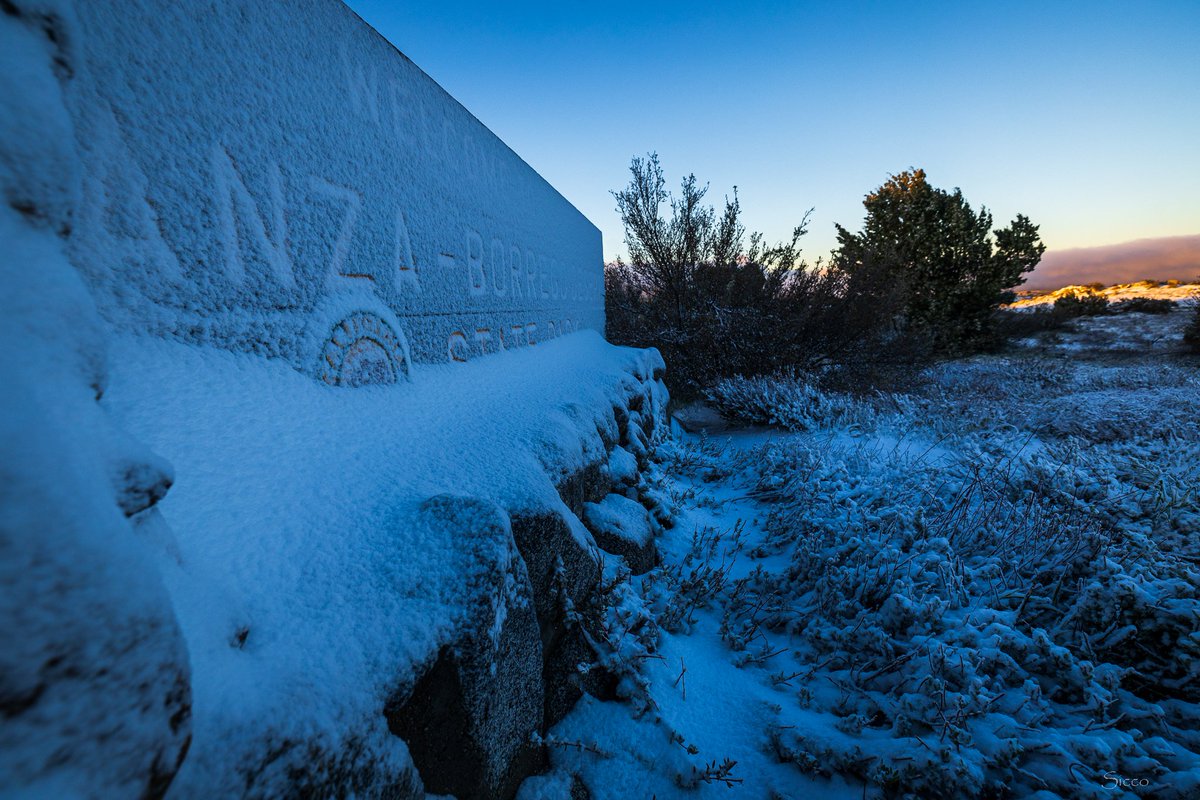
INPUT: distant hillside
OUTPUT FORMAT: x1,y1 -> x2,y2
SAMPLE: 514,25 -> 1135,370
1010,279 -> 1200,308
1025,234 -> 1200,291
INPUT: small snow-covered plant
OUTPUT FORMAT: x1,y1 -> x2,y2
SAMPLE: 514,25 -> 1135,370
655,434 -> 752,510
634,459 -> 680,528
658,433 -> 733,477
707,373 -> 877,433
531,731 -> 611,758
567,560 -> 661,713
648,522 -> 744,633
683,758 -> 742,788
720,564 -> 788,653
1185,302 -> 1200,352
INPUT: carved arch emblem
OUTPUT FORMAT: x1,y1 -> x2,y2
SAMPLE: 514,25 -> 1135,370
318,311 -> 410,387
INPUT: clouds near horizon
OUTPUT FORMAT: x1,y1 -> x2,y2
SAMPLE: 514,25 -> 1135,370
1025,235 -> 1200,290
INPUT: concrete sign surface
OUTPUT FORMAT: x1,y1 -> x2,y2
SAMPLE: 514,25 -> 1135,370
65,0 -> 603,384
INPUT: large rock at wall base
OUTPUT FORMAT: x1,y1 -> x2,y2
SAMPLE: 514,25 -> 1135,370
385,496 -> 544,800
231,730 -> 424,800
603,446 -> 639,491
554,462 -> 611,520
0,503 -> 193,800
535,558 -> 622,728
544,588 -> 621,710
508,509 -> 603,729
388,640 -> 543,800
0,608 -> 192,800
581,494 -> 659,576
0,7 -> 193,797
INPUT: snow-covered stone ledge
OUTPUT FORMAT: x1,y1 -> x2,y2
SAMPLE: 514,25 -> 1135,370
6,319 -> 668,798
106,332 -> 666,798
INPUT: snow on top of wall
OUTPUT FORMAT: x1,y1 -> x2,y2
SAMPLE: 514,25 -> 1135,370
101,330 -> 661,795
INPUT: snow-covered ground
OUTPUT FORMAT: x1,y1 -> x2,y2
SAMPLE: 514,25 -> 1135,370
525,308 -> 1200,799
1008,289 -> 1196,357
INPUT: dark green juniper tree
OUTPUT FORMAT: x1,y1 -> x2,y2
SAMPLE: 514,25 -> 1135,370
833,169 -> 1046,351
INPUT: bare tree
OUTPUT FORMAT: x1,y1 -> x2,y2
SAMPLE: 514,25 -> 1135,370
612,153 -> 737,324
610,154 -> 897,397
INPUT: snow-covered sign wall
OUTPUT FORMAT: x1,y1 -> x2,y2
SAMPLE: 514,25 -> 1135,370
68,0 -> 602,384
4,2 -> 672,798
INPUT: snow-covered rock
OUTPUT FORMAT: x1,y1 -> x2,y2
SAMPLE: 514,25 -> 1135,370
385,496 -> 543,800
582,495 -> 660,575
604,446 -> 639,488
1,5 -> 191,796
0,207 -> 194,800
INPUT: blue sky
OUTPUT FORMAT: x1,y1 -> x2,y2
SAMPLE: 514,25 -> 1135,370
347,0 -> 1200,265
